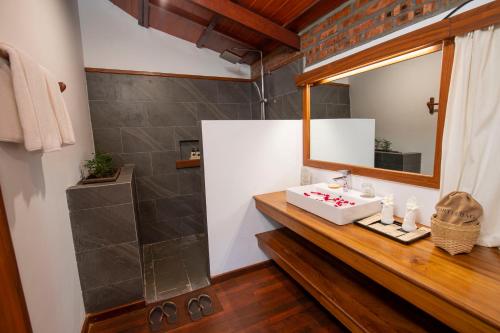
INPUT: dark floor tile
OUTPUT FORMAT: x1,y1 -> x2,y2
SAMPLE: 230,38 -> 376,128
154,257 -> 189,293
70,203 -> 137,253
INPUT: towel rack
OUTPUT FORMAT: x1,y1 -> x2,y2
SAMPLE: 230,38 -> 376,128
0,50 -> 66,93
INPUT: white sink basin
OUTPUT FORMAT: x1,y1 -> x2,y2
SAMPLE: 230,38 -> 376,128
286,183 -> 382,225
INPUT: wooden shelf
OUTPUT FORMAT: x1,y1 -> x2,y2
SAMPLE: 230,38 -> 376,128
257,228 -> 452,333
254,191 -> 500,333
175,159 -> 200,169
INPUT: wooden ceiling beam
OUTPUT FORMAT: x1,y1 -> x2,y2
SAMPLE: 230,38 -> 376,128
197,15 -> 219,48
286,0 -> 348,32
189,0 -> 300,50
138,0 -> 150,28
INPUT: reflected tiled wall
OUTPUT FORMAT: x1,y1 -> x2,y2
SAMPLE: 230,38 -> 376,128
86,73 -> 251,245
254,58 -> 350,120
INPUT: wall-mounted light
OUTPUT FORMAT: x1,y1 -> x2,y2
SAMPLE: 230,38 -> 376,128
320,44 -> 442,84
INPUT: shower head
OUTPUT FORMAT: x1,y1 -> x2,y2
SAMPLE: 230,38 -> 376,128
220,48 -> 264,64
219,50 -> 243,64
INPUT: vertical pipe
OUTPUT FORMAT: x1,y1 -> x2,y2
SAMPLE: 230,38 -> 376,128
259,51 -> 265,120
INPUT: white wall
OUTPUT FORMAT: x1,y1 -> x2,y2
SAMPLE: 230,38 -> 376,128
0,1 -> 94,332
202,121 -> 302,276
78,0 -> 251,79
349,52 -> 441,174
310,119 -> 375,168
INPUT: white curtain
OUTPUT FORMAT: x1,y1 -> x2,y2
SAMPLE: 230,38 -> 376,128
440,25 -> 500,247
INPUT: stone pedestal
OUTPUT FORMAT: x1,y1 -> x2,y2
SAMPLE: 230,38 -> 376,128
66,165 -> 143,313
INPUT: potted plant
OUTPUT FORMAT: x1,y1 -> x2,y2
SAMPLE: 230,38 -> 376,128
375,138 -> 395,152
81,152 -> 120,184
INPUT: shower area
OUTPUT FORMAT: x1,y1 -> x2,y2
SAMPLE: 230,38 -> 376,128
67,59 -> 350,313
85,70 -> 260,304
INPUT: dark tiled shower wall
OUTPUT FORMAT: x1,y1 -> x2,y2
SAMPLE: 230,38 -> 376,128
86,72 -> 251,245
253,58 -> 351,120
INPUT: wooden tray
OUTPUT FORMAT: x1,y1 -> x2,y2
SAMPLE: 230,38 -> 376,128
354,213 -> 430,244
80,168 -> 121,184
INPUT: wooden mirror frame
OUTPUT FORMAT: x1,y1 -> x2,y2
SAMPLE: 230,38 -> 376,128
296,1 -> 500,189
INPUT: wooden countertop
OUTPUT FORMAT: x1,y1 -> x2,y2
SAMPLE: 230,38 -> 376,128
254,191 -> 500,333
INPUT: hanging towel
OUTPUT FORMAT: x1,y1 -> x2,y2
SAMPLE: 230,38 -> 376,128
0,56 -> 23,143
0,43 -> 75,152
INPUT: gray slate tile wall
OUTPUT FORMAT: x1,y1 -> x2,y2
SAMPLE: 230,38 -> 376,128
255,58 -> 351,120
86,73 -> 252,245
67,165 -> 143,313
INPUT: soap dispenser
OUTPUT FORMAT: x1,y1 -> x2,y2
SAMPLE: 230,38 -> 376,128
402,196 -> 418,232
381,194 -> 394,225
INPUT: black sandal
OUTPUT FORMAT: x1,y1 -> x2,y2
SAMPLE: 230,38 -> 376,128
148,306 -> 164,332
162,301 -> 178,324
187,297 -> 203,321
198,294 -> 214,316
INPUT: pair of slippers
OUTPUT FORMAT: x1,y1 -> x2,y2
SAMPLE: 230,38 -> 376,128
148,301 -> 177,332
187,294 -> 214,321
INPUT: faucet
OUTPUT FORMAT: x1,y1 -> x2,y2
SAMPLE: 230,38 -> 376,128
331,170 -> 352,192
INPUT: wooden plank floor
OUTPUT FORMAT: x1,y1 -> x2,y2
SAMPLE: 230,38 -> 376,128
88,264 -> 347,333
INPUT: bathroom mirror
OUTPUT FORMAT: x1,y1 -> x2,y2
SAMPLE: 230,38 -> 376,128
298,39 -> 455,188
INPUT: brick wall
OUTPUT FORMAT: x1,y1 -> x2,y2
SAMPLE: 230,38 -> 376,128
301,0 -> 467,66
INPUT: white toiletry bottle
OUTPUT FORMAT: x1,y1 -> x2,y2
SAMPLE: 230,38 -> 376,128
402,196 -> 418,232
381,194 -> 394,225
300,167 -> 312,186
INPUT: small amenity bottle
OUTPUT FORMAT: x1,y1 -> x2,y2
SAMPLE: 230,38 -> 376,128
402,196 -> 418,232
381,194 -> 394,225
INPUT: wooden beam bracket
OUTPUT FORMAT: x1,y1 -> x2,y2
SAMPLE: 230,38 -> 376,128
189,0 -> 300,50
138,0 -> 150,28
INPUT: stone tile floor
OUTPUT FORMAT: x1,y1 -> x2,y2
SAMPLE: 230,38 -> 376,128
143,233 -> 210,303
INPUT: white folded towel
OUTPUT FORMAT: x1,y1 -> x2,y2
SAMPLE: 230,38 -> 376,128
0,43 -> 75,152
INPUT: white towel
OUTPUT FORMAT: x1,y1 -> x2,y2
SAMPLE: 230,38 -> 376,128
0,43 -> 75,152
0,56 -> 23,143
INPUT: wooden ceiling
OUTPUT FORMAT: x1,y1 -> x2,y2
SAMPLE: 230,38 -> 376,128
110,0 -> 347,64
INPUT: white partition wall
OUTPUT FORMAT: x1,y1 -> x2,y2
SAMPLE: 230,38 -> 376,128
202,120 -> 302,276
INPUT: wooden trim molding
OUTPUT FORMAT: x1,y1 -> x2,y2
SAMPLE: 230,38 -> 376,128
0,189 -> 32,333
84,67 -> 253,82
299,1 -> 500,189
210,260 -> 273,285
81,300 -> 146,333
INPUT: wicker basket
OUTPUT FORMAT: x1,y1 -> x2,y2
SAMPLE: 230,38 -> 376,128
431,215 -> 480,255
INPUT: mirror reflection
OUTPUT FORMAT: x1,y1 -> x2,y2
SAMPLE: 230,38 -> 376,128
310,49 -> 442,175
